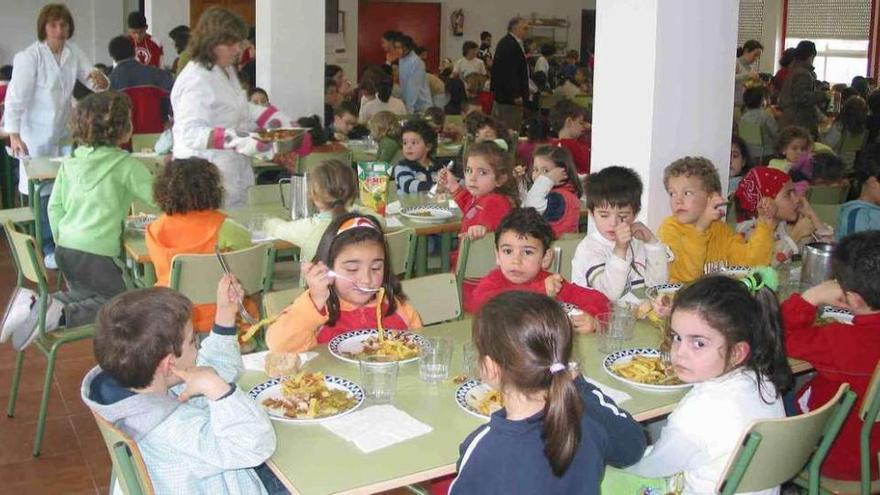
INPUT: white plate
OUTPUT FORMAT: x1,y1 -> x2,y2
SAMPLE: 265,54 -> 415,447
126,214 -> 157,231
455,379 -> 501,419
603,348 -> 692,393
558,301 -> 583,316
718,265 -> 750,279
248,375 -> 364,424
328,329 -> 427,364
819,306 -> 854,325
644,283 -> 683,303
400,205 -> 454,223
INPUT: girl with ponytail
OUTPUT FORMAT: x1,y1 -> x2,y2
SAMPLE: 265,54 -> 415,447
627,268 -> 793,495
450,291 -> 645,494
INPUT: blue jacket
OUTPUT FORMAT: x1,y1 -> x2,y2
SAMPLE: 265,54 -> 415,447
837,200 -> 880,240
449,375 -> 646,495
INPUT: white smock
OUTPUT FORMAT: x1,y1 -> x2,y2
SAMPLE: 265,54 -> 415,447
171,61 -> 266,207
2,41 -> 100,194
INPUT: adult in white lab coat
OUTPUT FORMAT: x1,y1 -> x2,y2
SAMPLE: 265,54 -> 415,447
172,7 -> 294,208
2,3 -> 108,264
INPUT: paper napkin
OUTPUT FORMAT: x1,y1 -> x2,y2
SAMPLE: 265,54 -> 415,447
385,216 -> 404,228
241,350 -> 318,372
321,405 -> 433,453
586,378 -> 633,404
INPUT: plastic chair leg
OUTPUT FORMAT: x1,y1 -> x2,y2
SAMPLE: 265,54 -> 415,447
440,233 -> 453,273
32,345 -> 59,457
415,236 -> 428,277
6,351 -> 26,417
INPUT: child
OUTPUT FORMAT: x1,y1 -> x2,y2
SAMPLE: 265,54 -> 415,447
452,41 -> 488,79
368,111 -> 402,165
729,134 -> 751,193
469,208 -> 609,326
47,91 -> 155,327
572,166 -> 669,300
266,214 -> 422,353
554,66 -> 590,99
738,86 -> 779,162
464,111 -> 489,138
450,291 -> 645,494
473,115 -> 510,145
658,156 -> 775,283
522,145 -> 583,236
809,152 -> 847,187
822,96 -> 867,155
781,231 -> 880,481
146,158 -> 254,333
247,87 -> 269,107
395,119 -> 441,194
837,143 -> 880,238
550,100 -> 591,174
735,166 -> 831,265
358,78 -> 406,123
326,101 -> 358,143
81,276 -> 279,494
768,125 -> 812,172
627,272 -> 793,494
437,140 -> 519,268
424,106 -> 446,134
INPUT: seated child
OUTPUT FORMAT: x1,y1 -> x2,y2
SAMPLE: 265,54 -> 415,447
627,272 -> 792,494
521,145 -> 583,236
838,143 -> 880,239
247,87 -> 269,107
266,214 -> 422,353
821,96 -> 867,156
550,100 -> 591,174
47,91 -> 156,327
735,166 -> 830,265
572,166 -> 669,300
424,106 -> 446,133
768,125 -> 812,172
81,276 -> 278,494
659,157 -> 775,283
473,115 -> 510,145
808,152 -> 847,187
782,231 -> 880,481
326,101 -> 358,143
395,119 -> 441,194
146,158 -> 254,332
451,292 -> 645,494
464,111 -> 489,139
469,208 -> 608,326
729,134 -> 751,193
368,111 -> 402,165
553,65 -> 590,99
738,86 -> 779,161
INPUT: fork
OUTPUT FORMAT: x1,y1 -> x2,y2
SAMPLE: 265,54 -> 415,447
214,248 -> 259,325
327,270 -> 381,293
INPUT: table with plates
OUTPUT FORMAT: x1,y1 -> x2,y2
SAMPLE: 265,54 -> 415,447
343,139 -> 464,163
238,318 -> 811,495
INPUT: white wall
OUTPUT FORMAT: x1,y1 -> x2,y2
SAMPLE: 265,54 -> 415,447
326,0 -> 359,84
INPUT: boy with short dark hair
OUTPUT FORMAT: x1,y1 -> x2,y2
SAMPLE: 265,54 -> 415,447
781,230 -> 880,481
738,86 -> 779,161
658,156 -> 775,283
127,11 -> 163,67
327,101 -> 358,142
81,276 -> 278,493
550,100 -> 591,174
572,166 -> 669,300
469,208 -> 609,330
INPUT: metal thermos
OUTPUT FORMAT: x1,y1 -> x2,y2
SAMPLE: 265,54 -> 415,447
800,242 -> 834,289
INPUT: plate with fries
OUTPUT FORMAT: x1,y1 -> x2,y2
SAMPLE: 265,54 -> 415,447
401,205 -> 454,223
328,329 -> 427,364
249,372 -> 364,424
817,306 -> 853,325
455,379 -> 503,419
603,348 -> 691,392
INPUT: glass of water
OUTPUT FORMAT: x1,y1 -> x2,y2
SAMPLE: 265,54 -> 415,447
419,337 -> 452,383
462,342 -> 479,379
249,213 -> 268,242
359,356 -> 399,404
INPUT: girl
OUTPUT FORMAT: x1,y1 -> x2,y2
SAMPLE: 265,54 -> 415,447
266,214 -> 422,353
247,87 -> 269,106
626,272 -> 793,495
146,157 -> 254,332
522,145 -> 584,236
768,125 -> 812,173
473,115 -> 509,144
735,166 -> 831,265
368,111 -> 402,165
394,119 -> 441,194
822,96 -> 868,172
729,134 -> 751,193
838,143 -> 880,239
359,77 -> 406,123
450,292 -> 645,494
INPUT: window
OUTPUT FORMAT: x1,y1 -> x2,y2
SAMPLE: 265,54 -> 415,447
784,38 -> 868,84
738,0 -> 765,48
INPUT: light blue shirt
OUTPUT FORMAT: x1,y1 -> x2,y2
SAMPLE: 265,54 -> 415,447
398,51 -> 432,113
837,200 -> 880,240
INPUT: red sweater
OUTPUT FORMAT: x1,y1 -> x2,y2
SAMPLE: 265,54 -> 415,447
451,188 -> 513,269
469,268 -> 609,315
130,34 -> 163,68
782,293 -> 880,480
546,184 -> 581,236
552,138 -> 590,174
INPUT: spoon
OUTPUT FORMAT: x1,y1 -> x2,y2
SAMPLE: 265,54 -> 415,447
327,270 -> 381,293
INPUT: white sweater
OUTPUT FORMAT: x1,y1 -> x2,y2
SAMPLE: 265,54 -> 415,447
571,230 -> 669,300
626,368 -> 784,495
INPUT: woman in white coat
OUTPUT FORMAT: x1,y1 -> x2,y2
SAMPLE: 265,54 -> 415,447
172,7 -> 294,208
3,3 -> 108,265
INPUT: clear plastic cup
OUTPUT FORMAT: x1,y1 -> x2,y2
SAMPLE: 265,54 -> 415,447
597,311 -> 633,354
419,337 -> 452,383
359,356 -> 399,404
461,342 -> 478,379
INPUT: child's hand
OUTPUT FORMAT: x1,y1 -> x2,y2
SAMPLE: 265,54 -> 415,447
631,222 -> 658,243
570,313 -> 597,334
696,193 -> 727,231
464,225 -> 488,240
512,165 -> 527,179
544,166 -> 568,185
545,274 -> 564,298
171,365 -> 232,401
756,197 -> 779,228
303,261 -> 332,310
802,279 -> 848,308
215,274 -> 243,327
613,222 -> 632,258
438,168 -> 461,194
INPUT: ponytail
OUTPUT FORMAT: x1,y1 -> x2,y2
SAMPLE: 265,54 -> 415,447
543,367 -> 583,476
377,79 -> 392,103
746,270 -> 794,400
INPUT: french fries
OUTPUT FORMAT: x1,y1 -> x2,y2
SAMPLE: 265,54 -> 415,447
262,372 -> 357,419
611,355 -> 682,386
475,389 -> 503,416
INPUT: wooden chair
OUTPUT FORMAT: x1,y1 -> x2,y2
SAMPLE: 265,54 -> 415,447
92,412 -> 155,495
385,228 -> 416,279
247,183 -> 290,206
401,273 -> 462,325
455,235 -> 497,294
811,203 -> 842,228
717,384 -> 857,495
130,133 -> 162,153
296,150 -> 353,175
263,287 -> 305,318
4,221 -> 95,457
551,233 -> 586,281
807,184 -> 850,205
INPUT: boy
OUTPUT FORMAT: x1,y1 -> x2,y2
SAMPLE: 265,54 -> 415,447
781,231 -> 880,481
326,101 -> 358,143
658,156 -> 775,283
572,166 -> 669,300
738,86 -> 778,161
550,100 -> 591,174
838,143 -> 880,239
127,11 -> 163,68
469,208 -> 609,330
81,276 -> 279,494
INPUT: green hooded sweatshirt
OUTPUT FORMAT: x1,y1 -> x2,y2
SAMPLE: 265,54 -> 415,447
48,146 -> 156,257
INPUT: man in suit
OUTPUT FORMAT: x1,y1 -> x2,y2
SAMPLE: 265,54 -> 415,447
490,17 -> 530,132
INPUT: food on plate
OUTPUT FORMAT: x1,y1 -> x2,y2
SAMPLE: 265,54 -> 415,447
255,128 -> 301,141
475,388 -> 503,416
261,372 -> 357,419
264,352 -> 302,378
341,331 -> 421,361
239,314 -> 281,343
409,210 -> 434,217
611,354 -> 682,386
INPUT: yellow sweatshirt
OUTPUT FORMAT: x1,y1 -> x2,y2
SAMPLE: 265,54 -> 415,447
658,217 -> 774,283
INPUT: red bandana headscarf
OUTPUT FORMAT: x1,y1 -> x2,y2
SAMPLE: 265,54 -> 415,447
735,166 -> 790,215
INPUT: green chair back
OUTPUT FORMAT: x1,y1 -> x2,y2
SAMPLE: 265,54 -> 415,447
807,184 -> 850,205
539,94 -> 562,110
130,133 -> 162,153
169,244 -> 273,305
718,384 -> 856,495
858,363 -> 880,494
385,228 -> 416,279
264,287 -> 305,318
840,130 -> 866,154
297,151 -> 353,175
247,183 -> 290,206
455,236 -> 497,293
572,95 -> 592,111
4,221 -> 47,288
810,203 -> 842,227
131,199 -> 161,216
401,273 -> 461,325
92,412 -> 155,495
551,233 -> 586,281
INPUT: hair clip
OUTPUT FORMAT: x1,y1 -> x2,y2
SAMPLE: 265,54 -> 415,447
492,138 -> 509,151
741,266 -> 778,294
548,362 -> 567,375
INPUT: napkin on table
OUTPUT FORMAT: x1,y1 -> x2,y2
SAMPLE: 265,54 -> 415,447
241,350 -> 318,372
321,405 -> 433,453
585,378 -> 632,404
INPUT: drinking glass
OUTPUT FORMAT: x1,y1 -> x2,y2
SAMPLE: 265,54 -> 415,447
461,342 -> 478,379
597,310 -> 635,354
249,213 -> 268,241
359,356 -> 399,404
419,337 -> 452,383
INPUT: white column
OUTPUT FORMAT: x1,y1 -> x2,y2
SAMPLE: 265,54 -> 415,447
144,0 -> 190,69
760,0 -> 784,74
256,0 -> 325,120
591,0 -> 738,228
